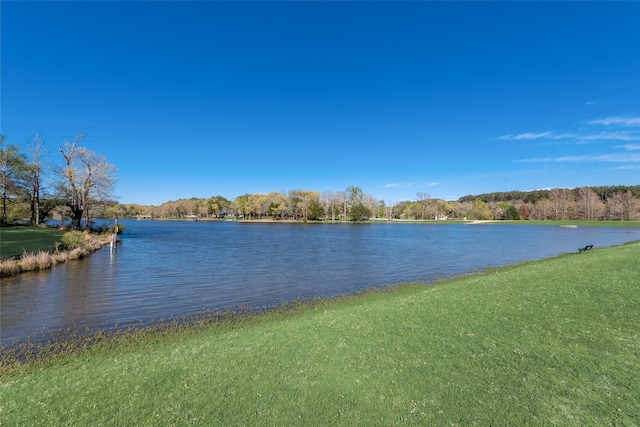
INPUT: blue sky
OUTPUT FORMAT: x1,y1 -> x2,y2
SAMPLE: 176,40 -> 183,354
2,1 -> 639,206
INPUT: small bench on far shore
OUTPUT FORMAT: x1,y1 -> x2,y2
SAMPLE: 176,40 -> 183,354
578,245 -> 594,254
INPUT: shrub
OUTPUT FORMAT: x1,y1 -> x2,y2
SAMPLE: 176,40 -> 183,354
91,223 -> 124,235
108,224 -> 125,234
18,251 -> 52,271
0,258 -> 21,277
349,203 -> 372,221
61,231 -> 87,249
502,205 -> 521,220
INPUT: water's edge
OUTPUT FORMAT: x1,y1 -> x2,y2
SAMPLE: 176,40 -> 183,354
2,221 -> 639,346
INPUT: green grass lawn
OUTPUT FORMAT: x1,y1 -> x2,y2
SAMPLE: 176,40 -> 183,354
1,241 -> 639,426
0,226 -> 65,257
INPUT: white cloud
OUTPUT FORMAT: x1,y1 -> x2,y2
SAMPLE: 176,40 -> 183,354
500,132 -> 552,140
500,130 -> 640,144
587,153 -> 640,162
383,181 -> 439,191
501,114 -> 640,144
612,165 -> 640,170
519,153 -> 640,163
500,132 -> 578,141
504,115 -> 640,167
578,132 -> 640,142
589,116 -> 640,127
383,183 -> 413,189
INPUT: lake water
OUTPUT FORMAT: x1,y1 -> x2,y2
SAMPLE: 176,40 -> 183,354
2,221 -> 639,346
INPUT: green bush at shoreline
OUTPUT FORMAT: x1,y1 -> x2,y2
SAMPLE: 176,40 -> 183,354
1,241 -> 638,426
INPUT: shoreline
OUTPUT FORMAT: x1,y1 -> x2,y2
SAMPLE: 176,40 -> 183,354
0,232 -> 115,277
1,241 -> 638,425
3,239 -> 638,364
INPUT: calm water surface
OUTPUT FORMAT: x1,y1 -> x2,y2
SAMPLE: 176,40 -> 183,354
2,221 -> 639,345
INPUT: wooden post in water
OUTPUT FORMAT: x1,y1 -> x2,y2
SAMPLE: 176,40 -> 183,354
110,218 -> 118,253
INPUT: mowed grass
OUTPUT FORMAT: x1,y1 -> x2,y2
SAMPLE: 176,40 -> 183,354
1,242 -> 639,426
0,226 -> 65,257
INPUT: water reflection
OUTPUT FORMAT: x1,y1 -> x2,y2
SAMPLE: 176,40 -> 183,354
2,221 -> 639,345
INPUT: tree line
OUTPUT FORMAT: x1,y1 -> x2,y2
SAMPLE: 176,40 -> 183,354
1,133 -> 117,229
459,186 -> 640,204
113,185 -> 640,222
110,186 -> 380,223
3,132 -> 639,225
457,186 -> 640,221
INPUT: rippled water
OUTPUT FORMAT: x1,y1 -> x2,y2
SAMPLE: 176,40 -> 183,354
2,221 -> 639,345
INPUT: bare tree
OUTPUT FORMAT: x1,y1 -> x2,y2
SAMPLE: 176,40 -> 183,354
416,192 -> 430,220
530,199 -> 552,220
26,134 -> 46,225
606,193 -> 625,221
59,133 -> 117,229
363,194 -> 378,219
549,188 -> 574,220
384,200 -> 394,220
577,187 -> 604,220
321,190 -> 337,221
335,191 -> 347,222
621,190 -> 640,221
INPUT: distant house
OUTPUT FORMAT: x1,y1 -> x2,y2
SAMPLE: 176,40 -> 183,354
136,214 -> 152,220
185,214 -> 198,221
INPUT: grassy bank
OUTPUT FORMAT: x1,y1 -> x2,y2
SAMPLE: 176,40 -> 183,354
1,242 -> 639,426
0,225 -> 65,257
0,226 -> 116,277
